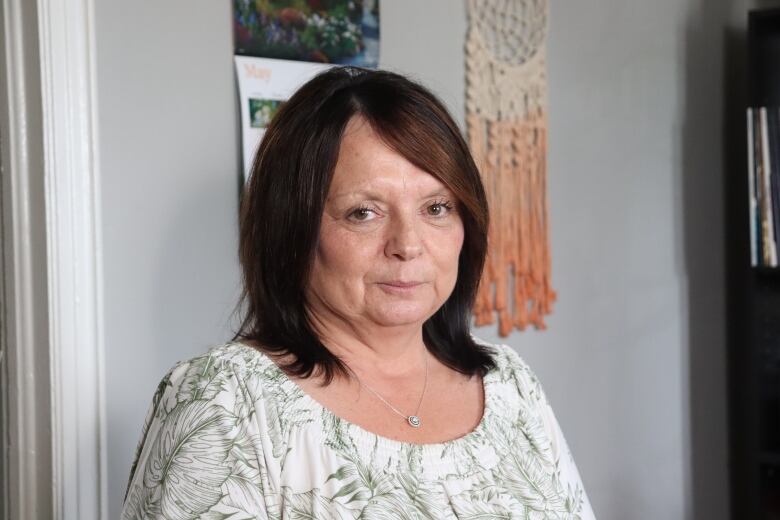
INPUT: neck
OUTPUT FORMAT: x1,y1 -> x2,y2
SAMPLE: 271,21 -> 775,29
305,308 -> 429,381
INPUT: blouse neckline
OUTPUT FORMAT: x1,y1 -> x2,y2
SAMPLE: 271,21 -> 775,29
230,340 -> 507,477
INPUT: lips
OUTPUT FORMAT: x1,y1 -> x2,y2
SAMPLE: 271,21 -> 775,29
377,280 -> 425,294
380,280 -> 422,287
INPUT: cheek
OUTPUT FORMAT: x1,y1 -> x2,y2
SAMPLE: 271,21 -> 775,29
313,224 -> 378,282
428,222 -> 465,283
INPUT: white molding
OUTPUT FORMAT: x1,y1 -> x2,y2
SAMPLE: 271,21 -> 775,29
36,0 -> 107,517
0,0 -> 53,517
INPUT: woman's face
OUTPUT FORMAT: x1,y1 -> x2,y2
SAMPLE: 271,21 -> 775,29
305,115 -> 465,331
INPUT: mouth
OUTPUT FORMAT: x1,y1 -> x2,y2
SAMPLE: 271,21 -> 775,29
380,280 -> 423,288
377,281 -> 424,294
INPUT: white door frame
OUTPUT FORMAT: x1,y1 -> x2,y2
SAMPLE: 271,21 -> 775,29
1,0 -> 106,517
0,0 -> 53,517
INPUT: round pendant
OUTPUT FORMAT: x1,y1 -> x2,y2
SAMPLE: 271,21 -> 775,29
407,415 -> 421,428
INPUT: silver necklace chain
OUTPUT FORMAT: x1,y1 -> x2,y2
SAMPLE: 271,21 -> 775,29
342,351 -> 429,428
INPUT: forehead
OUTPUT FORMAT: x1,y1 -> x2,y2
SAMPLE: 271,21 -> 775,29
330,116 -> 447,195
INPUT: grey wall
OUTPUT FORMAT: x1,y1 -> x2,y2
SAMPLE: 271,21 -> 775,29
96,1 -> 242,514
97,1 -> 743,518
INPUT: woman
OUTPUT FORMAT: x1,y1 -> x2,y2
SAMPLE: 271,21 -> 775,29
121,66 -> 596,519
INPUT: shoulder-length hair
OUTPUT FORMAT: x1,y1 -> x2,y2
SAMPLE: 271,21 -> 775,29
233,66 -> 494,383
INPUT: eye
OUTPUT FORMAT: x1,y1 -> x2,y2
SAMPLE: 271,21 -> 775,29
427,200 -> 455,217
348,205 -> 377,222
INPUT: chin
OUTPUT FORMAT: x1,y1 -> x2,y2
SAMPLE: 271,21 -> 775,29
369,301 -> 439,327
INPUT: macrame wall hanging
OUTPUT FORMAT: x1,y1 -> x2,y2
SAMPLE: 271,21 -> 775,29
466,0 -> 555,337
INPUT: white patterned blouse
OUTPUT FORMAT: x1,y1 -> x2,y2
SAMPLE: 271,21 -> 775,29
121,337 -> 596,519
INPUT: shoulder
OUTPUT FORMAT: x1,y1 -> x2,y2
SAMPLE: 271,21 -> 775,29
153,340 -> 316,452
153,341 -> 283,403
170,340 -> 278,378
470,333 -> 546,399
121,341 -> 283,518
470,335 -> 596,517
130,340 -> 280,452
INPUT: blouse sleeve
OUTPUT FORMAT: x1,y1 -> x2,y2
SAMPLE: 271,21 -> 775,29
538,385 -> 598,520
120,354 -> 275,520
495,341 -> 597,519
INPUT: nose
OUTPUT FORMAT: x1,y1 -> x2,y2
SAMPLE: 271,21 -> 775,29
384,214 -> 423,260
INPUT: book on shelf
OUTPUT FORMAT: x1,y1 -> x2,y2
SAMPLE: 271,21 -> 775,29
760,107 -> 777,267
748,108 -> 757,266
769,108 -> 780,262
746,106 -> 780,268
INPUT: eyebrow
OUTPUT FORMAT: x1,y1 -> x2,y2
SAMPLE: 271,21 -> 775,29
329,187 -> 454,201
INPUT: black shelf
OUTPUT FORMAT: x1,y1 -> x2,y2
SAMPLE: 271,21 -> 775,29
754,267 -> 780,276
750,9 -> 780,107
762,452 -> 780,466
729,7 -> 780,519
729,8 -> 780,520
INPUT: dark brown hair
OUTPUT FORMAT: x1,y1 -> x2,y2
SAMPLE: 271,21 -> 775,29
233,66 -> 494,383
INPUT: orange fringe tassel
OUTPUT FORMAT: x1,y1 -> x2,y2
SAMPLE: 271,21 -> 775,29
468,110 -> 557,336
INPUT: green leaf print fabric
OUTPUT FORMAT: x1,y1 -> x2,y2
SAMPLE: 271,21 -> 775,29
121,336 -> 596,519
